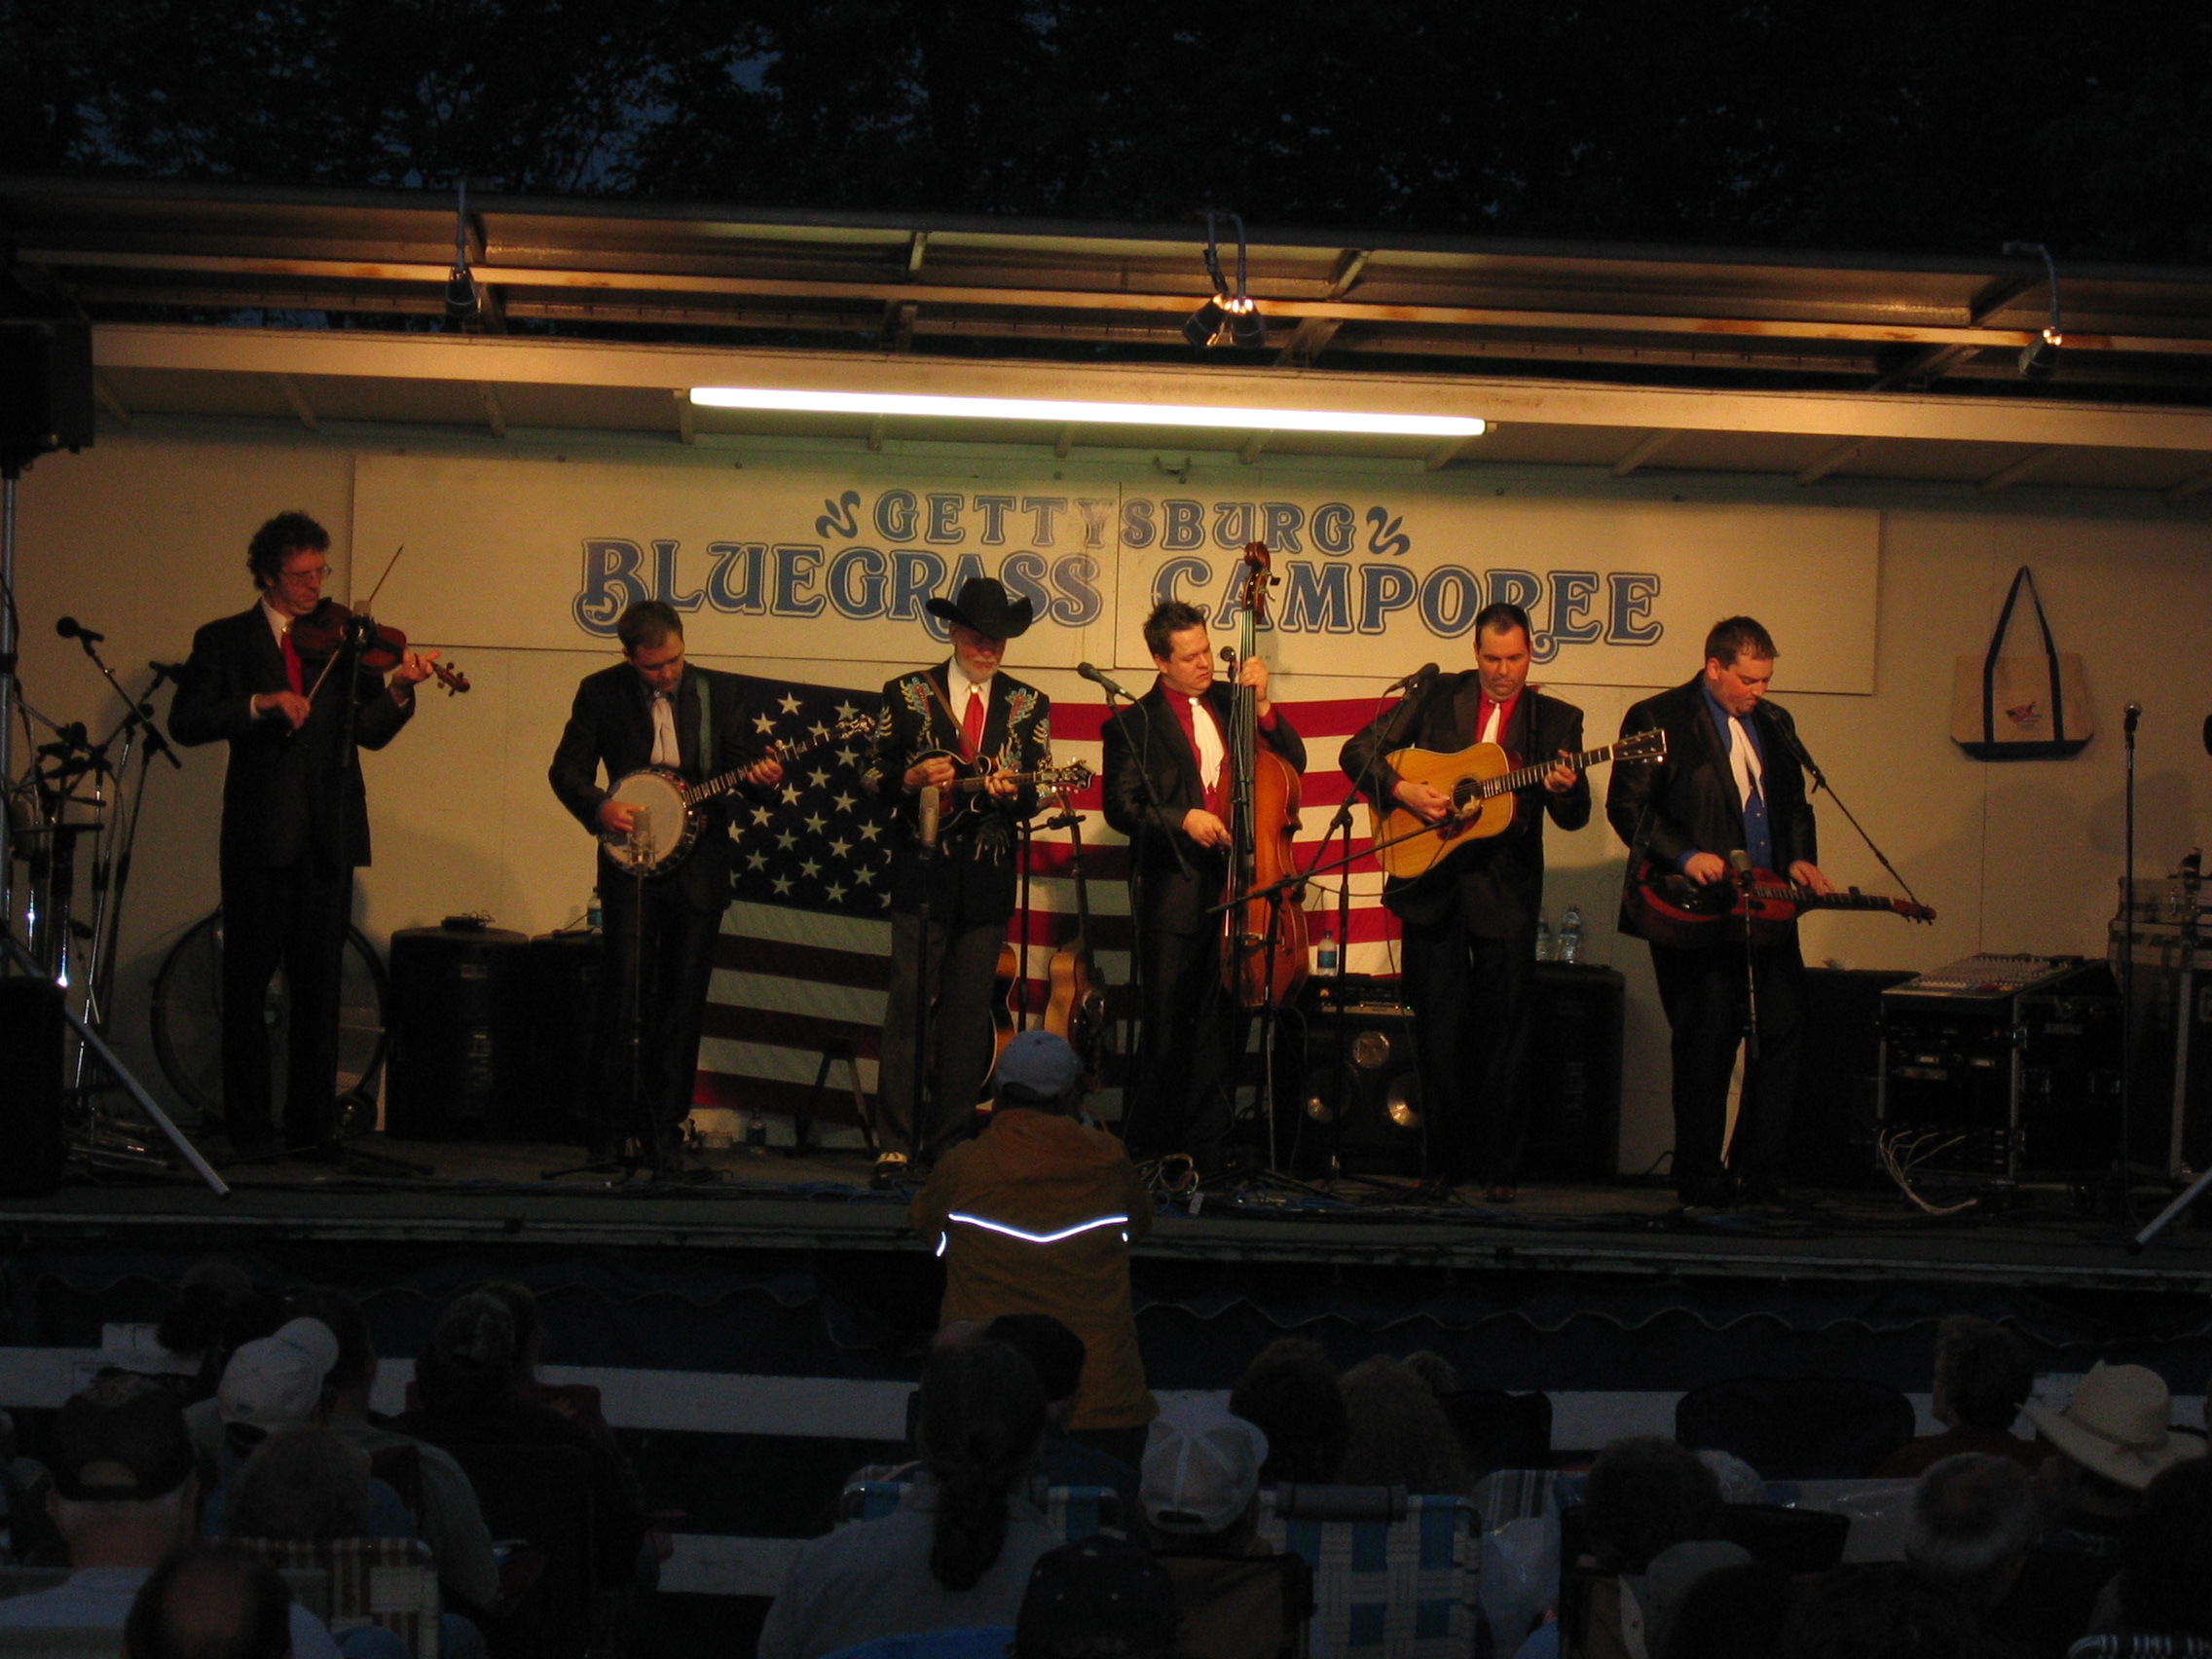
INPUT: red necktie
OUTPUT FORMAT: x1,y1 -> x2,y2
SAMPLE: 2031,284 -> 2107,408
280,627 -> 304,697
962,687 -> 985,759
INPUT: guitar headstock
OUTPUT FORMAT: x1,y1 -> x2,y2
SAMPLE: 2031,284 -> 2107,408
1618,727 -> 1667,762
1047,759 -> 1094,793
1898,901 -> 1938,924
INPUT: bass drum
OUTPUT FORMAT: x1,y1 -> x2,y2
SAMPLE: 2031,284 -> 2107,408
149,908 -> 389,1133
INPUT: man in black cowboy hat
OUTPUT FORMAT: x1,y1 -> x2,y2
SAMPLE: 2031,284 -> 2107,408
865,576 -> 1053,1185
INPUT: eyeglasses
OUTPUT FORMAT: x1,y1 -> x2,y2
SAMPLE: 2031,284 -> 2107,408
276,565 -> 330,587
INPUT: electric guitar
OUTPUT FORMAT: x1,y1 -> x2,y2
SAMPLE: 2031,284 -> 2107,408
1367,729 -> 1668,882
1627,860 -> 1937,948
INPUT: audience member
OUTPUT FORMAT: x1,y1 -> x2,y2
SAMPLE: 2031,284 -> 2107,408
912,1030 -> 1158,1468
1694,1448 -> 1765,1505
224,1426 -> 373,1542
1903,1453 -> 2040,1615
983,1314 -> 1141,1523
1401,1350 -> 1462,1398
1143,1410 -> 1310,1659
1782,1562 -> 2001,1659
159,1261 -> 285,1405
1015,1535 -> 1182,1659
393,1291 -> 645,1589
1880,1316 -> 2045,1478
0,1403 -> 63,1565
758,1338 -> 1057,1659
1334,1356 -> 1469,1494
123,1543 -> 297,1659
1228,1339 -> 1347,1487
2069,1457 -> 2212,1658
1993,1363 -> 2204,1659
1659,1559 -> 1799,1659
285,1286 -> 503,1614
0,1375 -> 341,1659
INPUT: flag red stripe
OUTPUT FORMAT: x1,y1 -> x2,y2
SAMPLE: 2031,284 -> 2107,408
713,934 -> 891,988
701,1003 -> 885,1059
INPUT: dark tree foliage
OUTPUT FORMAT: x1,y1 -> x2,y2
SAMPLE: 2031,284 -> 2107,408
5,0 -> 2211,263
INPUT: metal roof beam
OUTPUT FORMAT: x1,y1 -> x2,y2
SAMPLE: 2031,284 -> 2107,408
275,373 -> 318,432
1795,436 -> 1870,486
1977,445 -> 2062,492
478,384 -> 507,438
1610,429 -> 1681,476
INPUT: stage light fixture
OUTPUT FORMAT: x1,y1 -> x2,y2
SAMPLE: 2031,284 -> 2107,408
2002,241 -> 2063,380
445,178 -> 481,325
685,386 -> 1487,439
1185,211 -> 1265,350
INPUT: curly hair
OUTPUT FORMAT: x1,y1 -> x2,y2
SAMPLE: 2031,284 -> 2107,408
1933,1315 -> 2034,1432
1584,1436 -> 1721,1574
1335,1356 -> 1469,1495
1229,1338 -> 1347,1486
917,1338 -> 1047,1593
246,512 -> 328,587
1141,600 -> 1208,663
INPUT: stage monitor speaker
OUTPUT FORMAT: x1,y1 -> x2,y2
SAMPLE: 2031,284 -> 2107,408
0,979 -> 69,1195
524,931 -> 605,1142
1793,968 -> 1917,1188
385,924 -> 533,1140
1296,986 -> 1424,1176
1520,963 -> 1624,1181
0,317 -> 95,469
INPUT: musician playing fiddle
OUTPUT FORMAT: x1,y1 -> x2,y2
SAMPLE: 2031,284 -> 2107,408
1605,615 -> 1828,1211
549,601 -> 784,1165
864,577 -> 1052,1189
1339,602 -> 1587,1201
1101,599 -> 1305,1179
168,511 -> 442,1161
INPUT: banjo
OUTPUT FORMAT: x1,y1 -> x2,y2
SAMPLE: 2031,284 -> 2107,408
600,714 -> 874,877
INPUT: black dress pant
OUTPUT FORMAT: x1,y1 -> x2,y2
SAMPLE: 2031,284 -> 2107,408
1648,935 -> 1807,1194
595,872 -> 723,1137
1401,914 -> 1536,1188
219,856 -> 350,1145
1125,923 -> 1235,1172
877,907 -> 1007,1164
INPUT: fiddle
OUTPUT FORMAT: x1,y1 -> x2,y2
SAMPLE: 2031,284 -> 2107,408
291,599 -> 470,696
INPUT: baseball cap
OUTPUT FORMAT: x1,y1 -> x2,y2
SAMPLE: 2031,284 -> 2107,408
1141,1408 -> 1270,1534
217,1317 -> 341,1430
51,1374 -> 198,1502
1016,1535 -> 1178,1657
996,1030 -> 1085,1105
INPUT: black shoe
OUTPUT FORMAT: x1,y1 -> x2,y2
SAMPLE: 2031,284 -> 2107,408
1677,1174 -> 1734,1209
870,1152 -> 910,1191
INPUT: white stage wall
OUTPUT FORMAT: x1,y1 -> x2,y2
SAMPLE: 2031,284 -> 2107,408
12,427 -> 2208,1173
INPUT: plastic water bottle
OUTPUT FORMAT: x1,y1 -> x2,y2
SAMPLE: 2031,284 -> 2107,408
1534,917 -> 1552,961
1316,927 -> 1339,977
1559,904 -> 1583,964
587,887 -> 603,932
745,1111 -> 769,1156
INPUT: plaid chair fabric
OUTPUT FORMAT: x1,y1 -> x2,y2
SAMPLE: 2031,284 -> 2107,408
1256,1487 -> 1477,1659
230,1536 -> 440,1659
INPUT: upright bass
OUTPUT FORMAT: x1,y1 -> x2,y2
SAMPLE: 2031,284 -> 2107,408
1222,541 -> 1309,1008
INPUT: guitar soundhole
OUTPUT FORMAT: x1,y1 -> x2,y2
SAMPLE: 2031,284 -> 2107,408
1452,780 -> 1480,809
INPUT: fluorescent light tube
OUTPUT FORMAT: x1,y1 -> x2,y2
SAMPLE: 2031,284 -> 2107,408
687,386 -> 1486,439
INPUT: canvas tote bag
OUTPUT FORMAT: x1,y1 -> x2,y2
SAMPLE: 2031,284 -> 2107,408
1950,566 -> 2095,760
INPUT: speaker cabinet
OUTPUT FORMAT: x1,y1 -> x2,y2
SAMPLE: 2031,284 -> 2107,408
524,931 -> 605,1142
0,318 -> 95,468
385,925 -> 532,1139
0,979 -> 68,1195
1793,968 -> 1918,1188
1521,963 -> 1624,1181
1297,990 -> 1424,1177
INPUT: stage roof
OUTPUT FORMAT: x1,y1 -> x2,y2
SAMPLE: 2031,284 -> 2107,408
10,175 -> 2212,500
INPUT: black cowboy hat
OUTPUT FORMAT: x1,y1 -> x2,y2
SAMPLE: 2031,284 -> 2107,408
926,576 -> 1034,641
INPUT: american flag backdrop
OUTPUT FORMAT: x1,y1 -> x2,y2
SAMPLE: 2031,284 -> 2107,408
691,674 -> 1415,1133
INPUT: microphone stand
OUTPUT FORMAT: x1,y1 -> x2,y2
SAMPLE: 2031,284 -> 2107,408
1768,709 -> 1923,908
2118,704 -> 2141,1220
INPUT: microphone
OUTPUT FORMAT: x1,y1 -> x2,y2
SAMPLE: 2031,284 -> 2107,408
55,616 -> 104,644
1386,662 -> 1440,694
918,784 -> 941,851
1728,847 -> 1756,890
1076,662 -> 1137,700
2125,702 -> 2142,737
37,722 -> 90,759
148,660 -> 188,682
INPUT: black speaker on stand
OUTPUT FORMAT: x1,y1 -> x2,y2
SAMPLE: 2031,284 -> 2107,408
0,979 -> 68,1195
524,930 -> 605,1143
0,317 -> 95,469
1794,968 -> 1917,1187
385,924 -> 532,1140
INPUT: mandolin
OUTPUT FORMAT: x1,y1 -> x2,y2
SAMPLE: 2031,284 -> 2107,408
1367,728 -> 1667,882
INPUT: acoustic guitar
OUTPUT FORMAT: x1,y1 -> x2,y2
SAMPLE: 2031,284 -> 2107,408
1627,860 -> 1936,948
1042,798 -> 1110,1088
1366,729 -> 1667,882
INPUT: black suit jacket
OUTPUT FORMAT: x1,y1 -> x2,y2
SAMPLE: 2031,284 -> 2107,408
1340,673 -> 1589,936
1101,682 -> 1307,937
168,605 -> 414,870
865,664 -> 1051,920
1604,677 -> 1818,940
548,662 -> 763,915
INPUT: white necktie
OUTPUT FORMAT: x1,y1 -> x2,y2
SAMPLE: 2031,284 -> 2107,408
650,691 -> 680,769
1189,696 -> 1224,790
1728,715 -> 1764,809
1480,698 -> 1504,746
